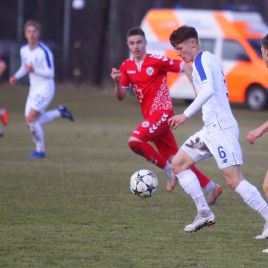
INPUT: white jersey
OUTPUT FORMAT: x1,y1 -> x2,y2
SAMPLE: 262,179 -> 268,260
15,42 -> 55,90
184,51 -> 237,130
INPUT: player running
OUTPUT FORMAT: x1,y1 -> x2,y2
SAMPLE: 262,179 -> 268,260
9,20 -> 74,158
110,27 -> 222,204
168,25 -> 268,236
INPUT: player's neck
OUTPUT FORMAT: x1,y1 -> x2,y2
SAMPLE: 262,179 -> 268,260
133,53 -> 147,64
28,41 -> 39,49
193,48 -> 202,61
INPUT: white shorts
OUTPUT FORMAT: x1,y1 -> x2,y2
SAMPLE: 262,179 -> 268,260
25,85 -> 55,116
181,125 -> 244,169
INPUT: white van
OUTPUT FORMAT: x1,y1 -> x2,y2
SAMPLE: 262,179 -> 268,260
141,9 -> 268,110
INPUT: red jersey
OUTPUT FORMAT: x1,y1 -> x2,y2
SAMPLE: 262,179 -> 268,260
119,54 -> 182,117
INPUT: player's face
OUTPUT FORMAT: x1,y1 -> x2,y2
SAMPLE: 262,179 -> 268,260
173,38 -> 196,63
25,25 -> 40,47
261,45 -> 268,67
127,35 -> 146,60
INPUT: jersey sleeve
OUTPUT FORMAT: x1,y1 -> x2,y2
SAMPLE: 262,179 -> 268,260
184,53 -> 214,118
153,55 -> 182,73
119,62 -> 130,88
34,45 -> 54,79
14,48 -> 27,80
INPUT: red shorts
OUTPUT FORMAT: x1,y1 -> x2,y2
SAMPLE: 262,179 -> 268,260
131,110 -> 178,160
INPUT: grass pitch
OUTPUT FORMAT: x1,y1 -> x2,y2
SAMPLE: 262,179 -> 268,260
0,84 -> 267,267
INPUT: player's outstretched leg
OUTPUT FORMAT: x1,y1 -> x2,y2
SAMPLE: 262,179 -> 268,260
234,179 -> 268,239
184,209 -> 215,232
28,122 -> 46,159
58,105 -> 74,122
176,169 -> 215,232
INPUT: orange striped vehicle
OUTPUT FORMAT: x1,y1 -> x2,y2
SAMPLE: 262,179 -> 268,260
141,9 -> 268,110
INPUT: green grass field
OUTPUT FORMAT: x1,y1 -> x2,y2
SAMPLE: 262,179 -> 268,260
0,83 -> 267,267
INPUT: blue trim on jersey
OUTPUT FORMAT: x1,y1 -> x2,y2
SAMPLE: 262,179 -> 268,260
38,43 -> 52,68
195,52 -> 207,82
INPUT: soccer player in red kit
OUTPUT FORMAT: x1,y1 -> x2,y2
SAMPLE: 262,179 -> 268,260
111,27 -> 222,204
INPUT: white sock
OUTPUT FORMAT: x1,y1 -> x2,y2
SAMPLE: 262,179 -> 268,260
176,169 -> 211,212
163,162 -> 172,172
38,110 -> 60,125
235,180 -> 268,222
163,162 -> 175,183
28,122 -> 45,152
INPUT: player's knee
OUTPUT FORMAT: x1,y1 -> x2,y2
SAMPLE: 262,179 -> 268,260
223,168 -> 242,189
26,115 -> 37,124
128,140 -> 143,155
171,158 -> 188,175
223,173 -> 237,189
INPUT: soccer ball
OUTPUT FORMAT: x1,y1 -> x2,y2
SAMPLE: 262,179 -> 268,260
130,169 -> 158,198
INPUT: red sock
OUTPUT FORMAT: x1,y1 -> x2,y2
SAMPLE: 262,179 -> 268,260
128,140 -> 166,168
190,165 -> 210,188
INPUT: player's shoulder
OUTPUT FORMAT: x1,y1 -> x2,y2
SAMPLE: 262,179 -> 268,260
199,51 -> 217,63
121,58 -> 134,68
194,51 -> 216,69
147,53 -> 169,62
20,43 -> 29,52
38,42 -> 52,53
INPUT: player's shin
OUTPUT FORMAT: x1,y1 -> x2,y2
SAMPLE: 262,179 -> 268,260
191,165 -> 210,188
235,179 -> 268,221
28,122 -> 45,152
176,169 -> 211,212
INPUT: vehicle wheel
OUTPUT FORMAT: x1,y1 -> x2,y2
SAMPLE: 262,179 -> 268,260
183,99 -> 193,105
246,86 -> 268,110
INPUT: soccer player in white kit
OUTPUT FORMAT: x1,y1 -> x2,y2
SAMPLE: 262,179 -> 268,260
9,20 -> 74,159
168,25 -> 268,238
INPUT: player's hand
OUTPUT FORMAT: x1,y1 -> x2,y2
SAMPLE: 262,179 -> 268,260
246,128 -> 262,144
111,68 -> 121,83
9,76 -> 17,86
25,64 -> 34,73
168,114 -> 188,130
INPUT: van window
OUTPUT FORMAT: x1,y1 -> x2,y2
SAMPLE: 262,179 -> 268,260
247,38 -> 262,58
200,38 -> 215,53
222,39 -> 250,61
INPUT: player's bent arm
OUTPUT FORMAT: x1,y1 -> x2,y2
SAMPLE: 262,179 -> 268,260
247,121 -> 268,143
14,65 -> 27,80
184,82 -> 213,118
111,67 -> 128,101
9,65 -> 26,85
34,67 -> 54,79
9,76 -> 17,86
114,82 -> 128,101
258,121 -> 268,135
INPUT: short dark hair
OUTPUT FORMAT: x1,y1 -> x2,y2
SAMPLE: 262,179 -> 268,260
261,34 -> 268,50
127,27 -> 145,38
169,25 -> 198,47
